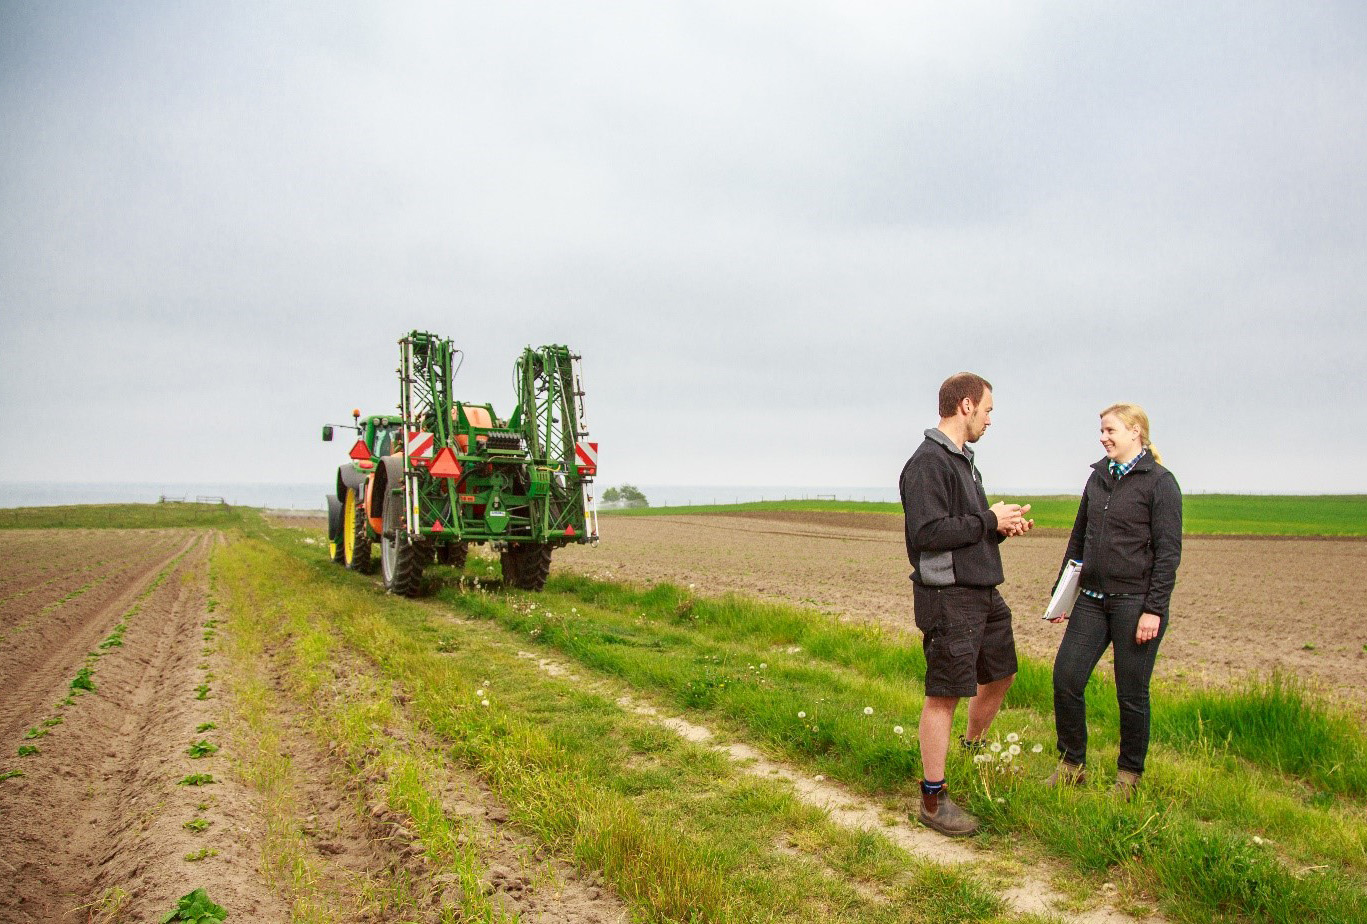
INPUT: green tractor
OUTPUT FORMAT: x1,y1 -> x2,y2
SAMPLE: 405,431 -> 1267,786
323,331 -> 599,595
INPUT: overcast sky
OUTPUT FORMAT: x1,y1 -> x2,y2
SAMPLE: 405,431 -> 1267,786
2,2 -> 1364,495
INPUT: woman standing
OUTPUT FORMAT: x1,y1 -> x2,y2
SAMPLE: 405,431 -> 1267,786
1047,403 -> 1182,796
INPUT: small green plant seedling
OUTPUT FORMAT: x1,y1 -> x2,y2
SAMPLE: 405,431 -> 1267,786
194,684 -> 211,700
187,740 -> 219,759
196,722 -> 216,732
183,817 -> 212,833
184,847 -> 219,862
18,745 -> 38,757
22,727 -> 48,740
42,717 -> 62,727
160,887 -> 227,923
177,773 -> 216,786
1303,643 -> 1316,651
70,667 -> 95,692
0,769 -> 23,781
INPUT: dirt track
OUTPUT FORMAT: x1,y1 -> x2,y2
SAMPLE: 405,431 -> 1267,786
557,511 -> 1367,713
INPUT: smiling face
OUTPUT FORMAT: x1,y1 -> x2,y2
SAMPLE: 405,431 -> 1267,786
965,389 -> 994,443
1099,412 -> 1143,462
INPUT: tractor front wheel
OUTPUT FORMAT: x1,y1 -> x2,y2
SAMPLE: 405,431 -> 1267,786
326,495 -> 346,564
380,490 -> 429,597
500,544 -> 553,591
343,487 -> 371,572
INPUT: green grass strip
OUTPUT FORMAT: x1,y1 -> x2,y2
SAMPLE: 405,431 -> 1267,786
607,495 -> 1367,536
420,559 -> 1367,924
0,502 -> 247,530
541,570 -> 1367,798
229,535 -> 1015,924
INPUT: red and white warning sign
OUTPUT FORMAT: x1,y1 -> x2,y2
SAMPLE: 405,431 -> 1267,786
406,431 -> 434,464
574,441 -> 598,476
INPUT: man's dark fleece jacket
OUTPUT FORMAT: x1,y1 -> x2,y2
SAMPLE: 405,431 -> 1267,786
900,428 -> 1005,588
1062,453 -> 1183,618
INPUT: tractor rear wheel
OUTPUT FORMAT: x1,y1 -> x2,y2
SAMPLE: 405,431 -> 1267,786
436,541 -> 469,569
500,544 -> 553,591
380,490 -> 429,597
342,487 -> 371,571
326,496 -> 346,564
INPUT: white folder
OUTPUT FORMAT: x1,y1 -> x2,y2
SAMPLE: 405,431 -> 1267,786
1043,560 -> 1083,620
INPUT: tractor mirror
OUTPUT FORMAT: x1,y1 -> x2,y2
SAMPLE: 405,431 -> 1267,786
322,425 -> 334,442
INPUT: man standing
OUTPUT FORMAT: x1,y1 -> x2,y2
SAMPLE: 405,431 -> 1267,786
900,372 -> 1032,836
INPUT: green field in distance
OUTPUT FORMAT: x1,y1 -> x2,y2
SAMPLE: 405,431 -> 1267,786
606,495 -> 1367,536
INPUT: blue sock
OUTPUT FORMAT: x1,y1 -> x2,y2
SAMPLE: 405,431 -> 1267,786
921,779 -> 945,796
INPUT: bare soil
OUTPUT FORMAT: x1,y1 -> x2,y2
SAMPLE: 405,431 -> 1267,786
0,527 -> 633,924
0,529 -> 292,923
558,511 -> 1367,713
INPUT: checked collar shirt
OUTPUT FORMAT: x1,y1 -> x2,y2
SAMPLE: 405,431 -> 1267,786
1081,449 -> 1149,600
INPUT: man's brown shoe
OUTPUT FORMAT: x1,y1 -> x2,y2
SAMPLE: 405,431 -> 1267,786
917,787 -> 980,837
1113,769 -> 1141,799
1045,761 -> 1086,787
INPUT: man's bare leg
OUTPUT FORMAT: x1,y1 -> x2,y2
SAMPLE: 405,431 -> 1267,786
918,695 -> 960,782
965,673 -> 1015,741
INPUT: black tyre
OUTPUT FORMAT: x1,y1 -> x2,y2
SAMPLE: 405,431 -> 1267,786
325,496 -> 345,564
342,486 -> 371,571
380,488 -> 429,597
435,541 -> 469,569
500,544 -> 553,592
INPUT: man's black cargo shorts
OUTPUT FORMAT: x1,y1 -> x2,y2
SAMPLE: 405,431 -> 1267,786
913,583 -> 1017,698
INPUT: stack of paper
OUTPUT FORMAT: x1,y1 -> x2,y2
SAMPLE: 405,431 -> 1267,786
1042,560 -> 1083,621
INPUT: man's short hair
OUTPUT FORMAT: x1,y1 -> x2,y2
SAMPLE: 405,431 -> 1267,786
938,373 -> 993,418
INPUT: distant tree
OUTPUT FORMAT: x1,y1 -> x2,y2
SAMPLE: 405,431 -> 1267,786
619,484 -> 649,508
601,486 -> 622,504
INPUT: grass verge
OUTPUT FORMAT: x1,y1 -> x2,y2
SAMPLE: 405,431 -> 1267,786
414,556 -> 1367,924
220,534 -> 1019,924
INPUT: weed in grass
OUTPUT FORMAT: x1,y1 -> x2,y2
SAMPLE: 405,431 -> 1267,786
184,847 -> 219,862
183,817 -> 212,833
22,727 -> 48,740
18,745 -> 38,757
42,716 -> 62,727
70,667 -> 95,692
177,773 -> 216,786
187,740 -> 219,758
159,887 -> 227,923
194,683 -> 211,700
196,722 -> 216,732
0,769 -> 22,781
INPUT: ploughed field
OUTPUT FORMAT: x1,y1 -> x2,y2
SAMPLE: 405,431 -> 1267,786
5,507 -> 1366,924
559,510 -> 1367,713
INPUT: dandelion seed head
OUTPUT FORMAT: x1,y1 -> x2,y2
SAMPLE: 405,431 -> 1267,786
759,663 -> 767,669
863,706 -> 874,716
1008,744 -> 1021,755
893,726 -> 904,736
996,797 -> 1005,804
798,711 -> 807,719
476,689 -> 485,697
1031,744 -> 1044,753
813,774 -> 824,782
1001,752 -> 1014,763
1006,732 -> 1020,743
989,742 -> 1003,753
481,700 -> 490,707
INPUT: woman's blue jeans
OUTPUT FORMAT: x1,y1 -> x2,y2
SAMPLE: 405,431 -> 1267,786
1052,593 -> 1166,774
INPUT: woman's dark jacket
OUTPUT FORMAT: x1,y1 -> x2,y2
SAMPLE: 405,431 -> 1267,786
1062,453 -> 1183,618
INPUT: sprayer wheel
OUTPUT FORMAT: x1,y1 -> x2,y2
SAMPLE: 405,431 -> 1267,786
500,544 -> 553,592
436,541 -> 469,569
